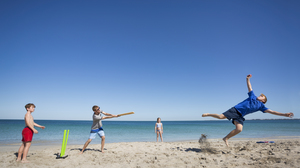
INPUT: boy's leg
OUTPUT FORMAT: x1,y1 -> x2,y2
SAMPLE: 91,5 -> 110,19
156,132 -> 159,142
16,142 -> 25,161
101,136 -> 105,153
202,113 -> 226,119
79,139 -> 92,154
21,142 -> 31,162
223,120 -> 243,147
159,132 -> 163,142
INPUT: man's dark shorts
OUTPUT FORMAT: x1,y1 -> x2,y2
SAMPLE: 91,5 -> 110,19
223,107 -> 245,125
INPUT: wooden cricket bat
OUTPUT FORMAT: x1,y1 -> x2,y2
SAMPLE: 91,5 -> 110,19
118,112 -> 134,116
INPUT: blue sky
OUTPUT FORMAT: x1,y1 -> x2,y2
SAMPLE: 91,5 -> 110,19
0,0 -> 299,121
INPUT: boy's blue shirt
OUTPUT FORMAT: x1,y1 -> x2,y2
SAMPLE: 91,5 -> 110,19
234,91 -> 269,116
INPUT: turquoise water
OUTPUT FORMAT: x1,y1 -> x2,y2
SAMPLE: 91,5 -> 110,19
0,119 -> 299,145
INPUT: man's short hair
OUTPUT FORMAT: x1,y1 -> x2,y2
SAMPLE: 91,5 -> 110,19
260,94 -> 267,104
92,105 -> 99,111
25,103 -> 36,110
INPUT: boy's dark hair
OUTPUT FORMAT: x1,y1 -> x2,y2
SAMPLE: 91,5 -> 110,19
25,103 -> 36,110
92,105 -> 99,112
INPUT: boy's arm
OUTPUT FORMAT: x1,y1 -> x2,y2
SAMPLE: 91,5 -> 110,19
102,115 -> 118,119
264,109 -> 294,117
34,123 -> 45,129
102,111 -> 113,116
155,124 -> 157,132
246,74 -> 253,92
102,111 -> 119,119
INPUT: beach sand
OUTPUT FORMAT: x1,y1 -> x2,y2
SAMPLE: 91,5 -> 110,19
1,138 -> 300,168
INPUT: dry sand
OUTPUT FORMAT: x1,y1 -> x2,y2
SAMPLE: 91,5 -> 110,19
1,138 -> 300,168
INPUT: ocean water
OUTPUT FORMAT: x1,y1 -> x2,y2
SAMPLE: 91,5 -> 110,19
0,119 -> 299,146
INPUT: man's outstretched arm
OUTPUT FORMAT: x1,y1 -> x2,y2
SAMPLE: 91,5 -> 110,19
264,109 -> 294,117
246,74 -> 252,92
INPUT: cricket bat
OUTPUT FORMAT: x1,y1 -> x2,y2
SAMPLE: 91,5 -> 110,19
118,112 -> 135,117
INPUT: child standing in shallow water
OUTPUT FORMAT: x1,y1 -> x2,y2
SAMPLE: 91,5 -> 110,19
155,117 -> 163,142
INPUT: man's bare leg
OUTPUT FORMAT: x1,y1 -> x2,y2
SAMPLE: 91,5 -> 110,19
101,136 -> 105,153
202,113 -> 226,119
21,142 -> 31,163
79,139 -> 92,154
223,121 -> 243,147
16,142 -> 25,162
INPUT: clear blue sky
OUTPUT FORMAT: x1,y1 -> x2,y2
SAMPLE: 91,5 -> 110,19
0,0 -> 299,121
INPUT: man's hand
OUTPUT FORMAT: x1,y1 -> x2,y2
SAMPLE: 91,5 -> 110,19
265,110 -> 294,118
286,112 -> 294,118
246,74 -> 253,92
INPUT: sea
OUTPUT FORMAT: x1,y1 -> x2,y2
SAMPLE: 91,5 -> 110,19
0,119 -> 300,146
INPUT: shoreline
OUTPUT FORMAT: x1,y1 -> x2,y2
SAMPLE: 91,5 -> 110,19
2,118 -> 300,121
1,135 -> 300,152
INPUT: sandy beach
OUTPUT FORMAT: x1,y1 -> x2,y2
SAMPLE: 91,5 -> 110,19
1,138 -> 300,168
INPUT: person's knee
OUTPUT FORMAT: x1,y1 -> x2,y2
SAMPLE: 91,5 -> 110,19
220,116 -> 226,119
234,121 -> 243,132
87,139 -> 92,143
236,127 -> 243,133
219,114 -> 226,119
24,142 -> 31,146
101,136 -> 105,140
236,125 -> 243,132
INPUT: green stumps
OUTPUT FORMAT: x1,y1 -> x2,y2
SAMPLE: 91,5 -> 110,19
58,129 -> 69,159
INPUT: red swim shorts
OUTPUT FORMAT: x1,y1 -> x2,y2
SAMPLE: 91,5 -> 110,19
22,127 -> 33,142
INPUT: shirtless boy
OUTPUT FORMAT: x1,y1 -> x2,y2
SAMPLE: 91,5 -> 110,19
202,74 -> 294,147
16,103 -> 45,162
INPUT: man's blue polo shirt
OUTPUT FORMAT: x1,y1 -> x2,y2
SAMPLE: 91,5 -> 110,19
234,91 -> 268,116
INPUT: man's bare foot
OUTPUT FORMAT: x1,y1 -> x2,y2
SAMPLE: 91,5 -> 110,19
202,113 -> 209,117
223,137 -> 229,147
16,159 -> 21,162
21,160 -> 30,163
